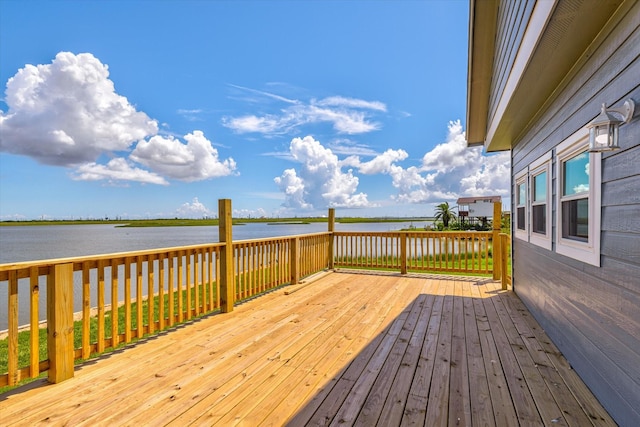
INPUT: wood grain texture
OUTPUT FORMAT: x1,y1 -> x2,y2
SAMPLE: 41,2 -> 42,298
0,271 -> 615,426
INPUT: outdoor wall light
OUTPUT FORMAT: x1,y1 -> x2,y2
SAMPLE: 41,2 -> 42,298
587,98 -> 635,152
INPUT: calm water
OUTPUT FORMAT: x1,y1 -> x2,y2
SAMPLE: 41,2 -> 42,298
0,221 -> 424,330
0,221 -> 423,263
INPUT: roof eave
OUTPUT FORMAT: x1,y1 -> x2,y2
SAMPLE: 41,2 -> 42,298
465,0 -> 498,149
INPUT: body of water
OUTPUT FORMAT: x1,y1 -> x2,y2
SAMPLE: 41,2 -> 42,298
0,221 -> 425,264
0,221 -> 427,330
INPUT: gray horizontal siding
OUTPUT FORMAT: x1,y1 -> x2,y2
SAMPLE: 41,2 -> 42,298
512,6 -> 640,174
488,0 -> 535,125
509,2 -> 640,426
514,242 -> 640,426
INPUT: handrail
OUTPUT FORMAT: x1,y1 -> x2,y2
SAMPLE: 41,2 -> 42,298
334,231 -> 493,275
0,201 -> 508,389
0,232 -> 331,387
0,242 -> 226,277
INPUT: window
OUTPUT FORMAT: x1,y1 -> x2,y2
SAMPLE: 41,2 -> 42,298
555,129 -> 601,266
515,168 -> 528,241
529,152 -> 552,249
561,152 -> 590,241
532,173 -> 547,233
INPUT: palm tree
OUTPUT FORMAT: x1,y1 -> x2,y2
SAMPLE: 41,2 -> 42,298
434,202 -> 456,229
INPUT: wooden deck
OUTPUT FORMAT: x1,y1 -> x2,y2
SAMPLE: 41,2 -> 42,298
0,271 -> 615,426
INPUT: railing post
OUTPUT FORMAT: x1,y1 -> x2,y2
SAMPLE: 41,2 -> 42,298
219,199 -> 234,313
47,262 -> 74,383
500,233 -> 510,290
290,236 -> 300,285
8,271 -> 18,385
400,233 -> 408,274
328,208 -> 335,270
492,201 -> 502,281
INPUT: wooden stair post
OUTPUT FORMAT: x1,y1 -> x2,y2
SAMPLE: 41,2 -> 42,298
219,199 -> 234,313
47,262 -> 74,383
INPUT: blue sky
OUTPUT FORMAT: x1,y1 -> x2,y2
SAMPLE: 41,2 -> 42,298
0,0 -> 509,220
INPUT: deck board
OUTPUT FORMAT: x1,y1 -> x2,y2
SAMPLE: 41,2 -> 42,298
0,271 -> 616,426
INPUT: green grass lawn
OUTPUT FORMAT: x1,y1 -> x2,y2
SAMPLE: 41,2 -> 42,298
0,269 -> 291,393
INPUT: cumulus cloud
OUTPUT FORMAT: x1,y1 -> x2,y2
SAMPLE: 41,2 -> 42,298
332,120 -> 510,206
234,207 -> 267,218
72,158 -> 168,185
0,52 -> 236,185
271,121 -> 509,212
274,136 -> 372,210
176,197 -> 213,218
352,148 -> 408,175
390,120 -> 510,204
131,131 -> 237,181
0,52 -> 158,166
223,86 -> 385,135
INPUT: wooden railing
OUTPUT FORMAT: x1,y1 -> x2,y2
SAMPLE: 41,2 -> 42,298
231,233 -> 330,301
0,200 -> 511,388
0,230 -> 332,388
0,244 -> 224,386
334,231 -> 493,275
334,232 -> 403,271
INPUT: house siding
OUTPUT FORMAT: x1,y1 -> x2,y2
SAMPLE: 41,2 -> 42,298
488,0 -> 535,125
510,3 -> 640,426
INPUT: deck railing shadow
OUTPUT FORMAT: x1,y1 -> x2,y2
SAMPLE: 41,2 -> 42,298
283,274 -> 610,426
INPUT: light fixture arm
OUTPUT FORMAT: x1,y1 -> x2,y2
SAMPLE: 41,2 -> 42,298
605,99 -> 635,123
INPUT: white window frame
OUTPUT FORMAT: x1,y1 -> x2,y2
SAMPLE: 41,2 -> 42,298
529,151 -> 552,250
514,167 -> 528,241
555,128 -> 601,267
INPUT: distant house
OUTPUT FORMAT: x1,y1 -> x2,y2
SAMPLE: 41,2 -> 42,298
456,195 -> 501,221
466,1 -> 639,425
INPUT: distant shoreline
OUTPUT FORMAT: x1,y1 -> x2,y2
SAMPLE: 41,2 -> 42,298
0,217 -> 435,228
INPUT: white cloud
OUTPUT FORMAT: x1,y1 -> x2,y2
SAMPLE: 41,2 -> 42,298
222,115 -> 285,135
274,136 -> 372,210
130,130 -> 237,181
573,184 -> 589,193
227,84 -> 298,105
234,207 -> 267,218
458,152 -> 511,196
222,86 -> 385,136
354,149 -> 409,174
72,158 -> 168,185
0,52 -> 237,186
274,168 -> 311,209
176,197 -> 213,218
177,109 -> 204,122
314,96 -> 387,112
388,165 -> 433,193
421,120 -> 477,172
269,122 -> 510,213
0,52 -> 158,166
387,120 -> 510,204
327,138 -> 378,157
305,104 -> 380,134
